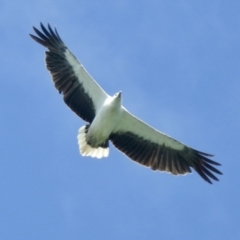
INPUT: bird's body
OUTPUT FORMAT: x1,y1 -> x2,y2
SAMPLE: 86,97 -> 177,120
30,23 -> 222,183
79,93 -> 123,158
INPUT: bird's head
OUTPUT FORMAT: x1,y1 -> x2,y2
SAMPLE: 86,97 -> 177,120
113,91 -> 122,98
112,91 -> 122,105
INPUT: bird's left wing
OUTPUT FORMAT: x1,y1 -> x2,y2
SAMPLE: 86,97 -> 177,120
30,23 -> 109,123
110,108 -> 222,184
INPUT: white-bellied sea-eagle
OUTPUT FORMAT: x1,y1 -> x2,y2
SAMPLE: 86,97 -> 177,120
30,23 -> 222,184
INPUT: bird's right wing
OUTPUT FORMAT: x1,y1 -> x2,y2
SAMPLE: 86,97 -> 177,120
30,23 -> 109,123
110,108 -> 222,184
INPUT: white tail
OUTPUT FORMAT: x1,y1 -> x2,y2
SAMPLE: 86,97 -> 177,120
77,126 -> 109,158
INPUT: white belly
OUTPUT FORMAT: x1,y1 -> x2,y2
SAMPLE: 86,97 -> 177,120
86,99 -> 122,146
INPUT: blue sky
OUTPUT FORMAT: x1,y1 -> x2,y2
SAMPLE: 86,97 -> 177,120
1,0 -> 240,239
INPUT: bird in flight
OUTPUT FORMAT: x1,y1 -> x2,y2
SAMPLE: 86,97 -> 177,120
30,23 -> 222,184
